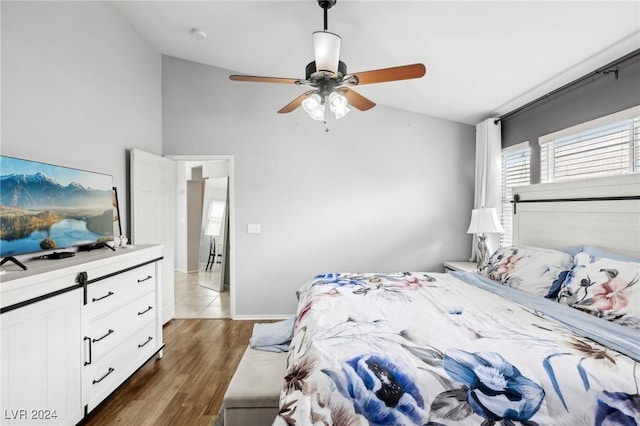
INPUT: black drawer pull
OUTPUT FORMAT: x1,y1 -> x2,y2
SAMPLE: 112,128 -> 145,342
83,336 -> 92,366
138,306 -> 153,316
137,275 -> 153,283
92,367 -> 115,384
138,336 -> 153,348
92,291 -> 114,302
92,329 -> 115,343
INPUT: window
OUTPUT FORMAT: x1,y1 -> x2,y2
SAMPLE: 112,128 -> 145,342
500,142 -> 530,246
540,106 -> 640,183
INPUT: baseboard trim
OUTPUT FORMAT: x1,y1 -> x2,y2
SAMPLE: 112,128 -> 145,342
232,314 -> 295,321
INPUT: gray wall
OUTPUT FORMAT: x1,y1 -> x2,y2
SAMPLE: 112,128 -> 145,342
1,1 -> 476,318
1,1 -> 163,236
162,56 -> 476,317
502,53 -> 640,183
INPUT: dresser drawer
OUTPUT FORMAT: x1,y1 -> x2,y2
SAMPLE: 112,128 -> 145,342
84,291 -> 156,362
83,320 -> 158,411
85,263 -> 156,320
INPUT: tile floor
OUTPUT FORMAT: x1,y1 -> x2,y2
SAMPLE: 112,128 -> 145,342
174,270 -> 230,318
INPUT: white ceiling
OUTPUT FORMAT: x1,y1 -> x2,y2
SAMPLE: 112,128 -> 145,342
113,1 -> 640,125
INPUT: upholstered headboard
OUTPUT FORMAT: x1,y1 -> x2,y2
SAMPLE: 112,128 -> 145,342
512,174 -> 640,258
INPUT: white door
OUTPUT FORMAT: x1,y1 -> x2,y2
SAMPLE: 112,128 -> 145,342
130,149 -> 175,324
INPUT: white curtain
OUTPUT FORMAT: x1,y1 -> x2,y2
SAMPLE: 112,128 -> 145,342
470,118 -> 502,261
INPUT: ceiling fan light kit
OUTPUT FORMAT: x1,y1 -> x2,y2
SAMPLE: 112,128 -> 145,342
302,91 -> 350,122
229,0 -> 426,128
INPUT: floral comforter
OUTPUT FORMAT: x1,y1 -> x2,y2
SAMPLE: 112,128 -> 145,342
273,272 -> 640,426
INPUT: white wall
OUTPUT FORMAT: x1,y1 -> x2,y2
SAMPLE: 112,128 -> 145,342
162,56 -> 476,317
1,2 -> 162,236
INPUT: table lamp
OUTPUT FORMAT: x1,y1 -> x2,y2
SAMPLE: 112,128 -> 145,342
467,207 -> 504,270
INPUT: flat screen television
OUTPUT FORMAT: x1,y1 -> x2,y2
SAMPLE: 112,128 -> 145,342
0,155 -> 114,262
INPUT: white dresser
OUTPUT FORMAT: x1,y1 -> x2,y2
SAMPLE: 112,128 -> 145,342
0,245 -> 164,425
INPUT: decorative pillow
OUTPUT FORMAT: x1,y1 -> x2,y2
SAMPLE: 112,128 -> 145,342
554,246 -> 639,262
555,246 -> 584,256
557,252 -> 640,329
480,246 -> 574,298
582,246 -> 640,263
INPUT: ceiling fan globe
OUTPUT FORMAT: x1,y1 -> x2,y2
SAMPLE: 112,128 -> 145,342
302,93 -> 325,121
328,92 -> 350,119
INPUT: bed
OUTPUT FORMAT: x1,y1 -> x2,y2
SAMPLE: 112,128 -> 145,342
273,175 -> 640,426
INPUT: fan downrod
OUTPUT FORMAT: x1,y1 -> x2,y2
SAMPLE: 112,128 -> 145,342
318,0 -> 336,30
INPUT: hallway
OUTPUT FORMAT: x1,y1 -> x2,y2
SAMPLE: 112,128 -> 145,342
174,270 -> 230,318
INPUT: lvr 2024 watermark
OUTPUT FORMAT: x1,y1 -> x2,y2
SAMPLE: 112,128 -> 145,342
3,409 -> 58,421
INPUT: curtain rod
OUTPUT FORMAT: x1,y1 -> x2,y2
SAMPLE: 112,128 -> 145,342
494,48 -> 640,125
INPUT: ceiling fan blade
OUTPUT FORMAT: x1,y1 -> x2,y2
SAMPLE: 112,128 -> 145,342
341,88 -> 376,111
229,75 -> 303,85
349,63 -> 426,86
278,91 -> 317,114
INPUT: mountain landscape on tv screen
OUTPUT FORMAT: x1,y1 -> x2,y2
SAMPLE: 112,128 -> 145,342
1,172 -> 110,208
0,171 -> 112,256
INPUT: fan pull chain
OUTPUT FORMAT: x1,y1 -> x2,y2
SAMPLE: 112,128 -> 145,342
324,96 -> 330,132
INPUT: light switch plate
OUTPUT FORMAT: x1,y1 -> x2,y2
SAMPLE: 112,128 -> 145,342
247,224 -> 261,234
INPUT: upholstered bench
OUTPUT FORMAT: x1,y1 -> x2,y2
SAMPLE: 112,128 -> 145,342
222,346 -> 288,426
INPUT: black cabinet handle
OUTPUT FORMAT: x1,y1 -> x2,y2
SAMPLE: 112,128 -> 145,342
138,336 -> 153,348
83,336 -> 92,366
137,275 -> 152,283
138,306 -> 153,316
92,367 -> 115,384
92,329 -> 114,343
92,291 -> 114,302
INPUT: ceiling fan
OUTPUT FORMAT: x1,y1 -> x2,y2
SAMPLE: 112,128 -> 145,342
229,0 -> 426,123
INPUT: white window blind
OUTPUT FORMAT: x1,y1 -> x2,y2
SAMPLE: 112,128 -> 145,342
500,142 -> 530,247
540,106 -> 640,183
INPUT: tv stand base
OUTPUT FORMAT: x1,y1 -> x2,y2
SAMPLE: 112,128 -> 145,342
0,256 -> 27,270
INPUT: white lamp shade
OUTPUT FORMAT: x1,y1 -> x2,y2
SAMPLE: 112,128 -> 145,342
313,31 -> 341,75
302,93 -> 326,121
308,107 -> 325,121
467,208 -> 505,234
329,92 -> 346,108
328,92 -> 350,119
302,93 -> 322,113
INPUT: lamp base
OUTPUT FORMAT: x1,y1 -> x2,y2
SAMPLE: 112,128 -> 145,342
477,234 -> 489,270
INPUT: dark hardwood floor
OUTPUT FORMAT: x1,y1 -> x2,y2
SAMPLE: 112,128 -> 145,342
83,319 -> 257,426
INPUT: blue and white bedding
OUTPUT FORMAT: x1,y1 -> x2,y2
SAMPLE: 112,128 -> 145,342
273,270 -> 639,425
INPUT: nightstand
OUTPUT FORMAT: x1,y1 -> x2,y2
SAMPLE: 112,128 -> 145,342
443,261 -> 479,273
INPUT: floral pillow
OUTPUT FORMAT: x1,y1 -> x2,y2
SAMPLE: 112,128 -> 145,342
556,252 -> 640,329
480,246 -> 574,298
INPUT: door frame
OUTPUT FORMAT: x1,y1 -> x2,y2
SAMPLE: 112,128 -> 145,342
166,154 -> 235,319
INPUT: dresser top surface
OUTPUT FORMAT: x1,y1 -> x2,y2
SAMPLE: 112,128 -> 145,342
0,245 -> 162,285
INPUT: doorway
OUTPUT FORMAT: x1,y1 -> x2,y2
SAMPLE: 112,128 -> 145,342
168,155 -> 234,319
